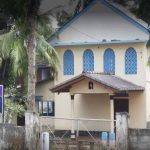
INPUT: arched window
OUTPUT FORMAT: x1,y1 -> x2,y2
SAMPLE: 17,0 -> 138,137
104,48 -> 115,74
63,50 -> 74,75
83,49 -> 94,71
125,47 -> 137,74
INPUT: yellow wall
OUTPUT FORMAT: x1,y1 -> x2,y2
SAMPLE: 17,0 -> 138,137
53,43 -> 147,129
129,91 -> 146,128
55,43 -> 147,86
70,78 -> 114,94
145,83 -> 150,124
36,42 -> 148,129
55,93 -> 111,131
36,80 -> 54,100
145,47 -> 150,125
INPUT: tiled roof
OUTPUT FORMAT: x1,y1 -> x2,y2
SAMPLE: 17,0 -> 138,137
51,72 -> 144,92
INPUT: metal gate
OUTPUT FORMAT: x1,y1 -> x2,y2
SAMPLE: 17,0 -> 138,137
39,117 -> 119,150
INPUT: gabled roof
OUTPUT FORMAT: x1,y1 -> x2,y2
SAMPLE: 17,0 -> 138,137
51,72 -> 144,93
48,0 -> 150,42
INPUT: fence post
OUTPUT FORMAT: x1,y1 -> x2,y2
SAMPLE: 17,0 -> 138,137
76,119 -> 79,138
40,132 -> 49,150
25,111 -> 40,150
116,112 -> 128,150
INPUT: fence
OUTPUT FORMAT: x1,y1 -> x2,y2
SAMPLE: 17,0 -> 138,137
0,112 -> 128,150
0,124 -> 25,150
40,117 -> 116,150
128,128 -> 150,150
40,113 -> 128,150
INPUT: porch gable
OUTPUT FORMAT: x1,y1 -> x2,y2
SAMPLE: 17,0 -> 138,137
50,72 -> 144,93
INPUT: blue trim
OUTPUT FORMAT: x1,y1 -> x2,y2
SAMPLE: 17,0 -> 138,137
50,40 -> 147,47
101,0 -> 149,35
47,0 -> 149,41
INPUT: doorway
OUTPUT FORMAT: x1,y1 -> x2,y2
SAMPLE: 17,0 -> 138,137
114,99 -> 129,118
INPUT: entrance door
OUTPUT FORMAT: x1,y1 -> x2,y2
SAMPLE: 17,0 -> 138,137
114,99 -> 129,118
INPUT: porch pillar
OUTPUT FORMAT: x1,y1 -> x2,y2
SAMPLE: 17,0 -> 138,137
71,94 -> 75,139
110,95 -> 114,132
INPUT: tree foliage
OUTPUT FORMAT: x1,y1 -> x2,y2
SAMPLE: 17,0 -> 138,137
0,0 -> 59,89
5,99 -> 26,123
137,0 -> 150,25
0,0 -> 59,113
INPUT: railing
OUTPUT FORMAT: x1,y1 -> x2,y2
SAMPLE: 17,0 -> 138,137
40,116 -> 116,134
40,116 -> 117,149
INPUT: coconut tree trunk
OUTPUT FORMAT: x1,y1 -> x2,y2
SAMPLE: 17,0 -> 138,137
27,18 -> 36,112
25,17 -> 39,150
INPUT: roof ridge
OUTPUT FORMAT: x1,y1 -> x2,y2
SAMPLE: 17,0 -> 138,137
82,71 -> 111,75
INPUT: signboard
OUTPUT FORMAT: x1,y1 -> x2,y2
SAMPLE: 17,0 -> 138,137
0,85 -> 3,113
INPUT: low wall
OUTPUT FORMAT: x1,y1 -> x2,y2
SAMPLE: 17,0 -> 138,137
0,124 -> 25,150
128,128 -> 150,150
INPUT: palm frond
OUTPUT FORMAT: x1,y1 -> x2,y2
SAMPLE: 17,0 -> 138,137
0,57 -> 2,67
0,31 -> 16,59
11,37 -> 28,76
36,34 -> 60,74
36,15 -> 53,39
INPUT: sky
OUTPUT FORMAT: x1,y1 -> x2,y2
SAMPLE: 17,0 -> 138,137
40,0 -> 77,14
40,0 -> 78,28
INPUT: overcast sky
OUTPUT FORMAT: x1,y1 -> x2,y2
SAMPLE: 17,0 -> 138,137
40,0 -> 78,28
40,0 -> 77,14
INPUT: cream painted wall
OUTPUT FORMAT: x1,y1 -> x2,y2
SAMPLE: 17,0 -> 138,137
36,80 -> 54,100
145,82 -> 150,123
55,42 -> 147,86
129,91 -> 146,128
145,47 -> 150,125
70,78 -> 114,94
55,93 -> 111,131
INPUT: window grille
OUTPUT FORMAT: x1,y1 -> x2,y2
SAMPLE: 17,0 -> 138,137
125,47 -> 137,74
104,48 -> 115,74
83,49 -> 94,71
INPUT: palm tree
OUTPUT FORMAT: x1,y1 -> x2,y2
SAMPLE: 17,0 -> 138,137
0,1 -> 59,149
0,0 -> 59,112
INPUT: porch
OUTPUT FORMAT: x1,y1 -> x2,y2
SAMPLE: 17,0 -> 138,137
40,113 -> 128,149
50,72 -> 144,137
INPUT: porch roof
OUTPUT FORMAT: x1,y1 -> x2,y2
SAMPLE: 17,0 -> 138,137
50,72 -> 144,93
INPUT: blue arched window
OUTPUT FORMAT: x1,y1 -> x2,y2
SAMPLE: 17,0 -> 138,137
125,47 -> 137,74
83,49 -> 94,71
63,50 -> 74,75
104,48 -> 115,74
